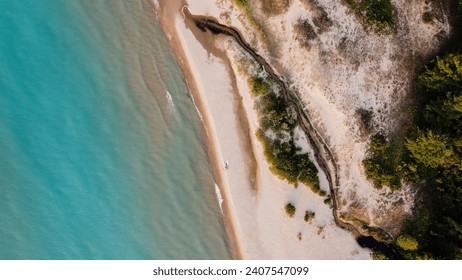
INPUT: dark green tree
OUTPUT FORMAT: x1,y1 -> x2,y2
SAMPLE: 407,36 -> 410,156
418,54 -> 462,92
405,130 -> 455,169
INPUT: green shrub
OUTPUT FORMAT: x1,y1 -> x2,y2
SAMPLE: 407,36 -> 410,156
363,134 -> 405,189
285,203 -> 296,217
396,234 -> 419,251
258,92 -> 298,132
248,76 -> 270,96
248,75 -> 321,195
256,130 -> 321,194
233,0 -> 249,9
252,87 -> 321,194
405,130 -> 455,169
345,0 -> 396,34
372,252 -> 389,260
418,54 -> 462,92
304,210 -> 316,222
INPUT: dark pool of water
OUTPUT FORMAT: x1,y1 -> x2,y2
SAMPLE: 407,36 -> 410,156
357,236 -> 403,259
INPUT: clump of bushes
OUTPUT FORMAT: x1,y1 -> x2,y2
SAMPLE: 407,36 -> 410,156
344,0 -> 396,34
258,91 -> 298,132
361,223 -> 394,243
231,0 -> 266,39
295,19 -> 316,40
304,210 -> 316,222
372,252 -> 389,260
357,108 -> 374,133
257,130 -> 321,193
261,0 -> 291,15
250,77 -> 321,194
233,0 -> 249,9
285,203 -> 296,217
396,234 -> 419,251
363,134 -> 405,190
293,19 -> 317,50
309,0 -> 333,34
248,76 -> 270,96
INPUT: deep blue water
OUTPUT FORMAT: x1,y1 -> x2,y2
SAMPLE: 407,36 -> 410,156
0,0 -> 230,259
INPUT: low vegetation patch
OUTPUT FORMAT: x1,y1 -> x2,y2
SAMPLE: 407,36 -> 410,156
248,73 -> 321,195
304,210 -> 316,222
257,129 -> 321,193
396,234 -> 419,251
260,0 -> 291,15
372,252 -> 389,260
256,90 -> 321,194
308,0 -> 333,34
344,0 -> 396,34
360,223 -> 393,243
293,19 -> 317,50
285,203 -> 296,217
248,76 -> 270,96
258,91 -> 297,132
230,0 -> 267,47
234,0 -> 250,10
363,134 -> 406,190
356,108 -> 374,134
422,11 -> 434,23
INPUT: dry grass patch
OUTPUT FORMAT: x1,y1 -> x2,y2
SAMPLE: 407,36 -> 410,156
260,0 -> 292,15
293,19 -> 317,50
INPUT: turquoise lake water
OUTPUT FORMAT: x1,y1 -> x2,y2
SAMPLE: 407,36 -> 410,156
0,0 -> 230,259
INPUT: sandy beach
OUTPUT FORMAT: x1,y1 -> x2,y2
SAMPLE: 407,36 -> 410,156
154,0 -> 370,259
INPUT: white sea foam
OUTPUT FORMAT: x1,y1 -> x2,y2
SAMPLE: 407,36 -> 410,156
187,84 -> 210,137
165,90 -> 175,114
214,183 -> 224,214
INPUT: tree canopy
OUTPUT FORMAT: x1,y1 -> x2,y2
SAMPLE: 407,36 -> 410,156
364,52 -> 462,259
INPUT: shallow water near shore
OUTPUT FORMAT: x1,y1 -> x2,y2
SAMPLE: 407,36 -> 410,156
0,0 -> 230,259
